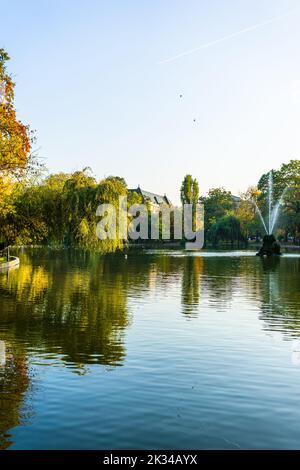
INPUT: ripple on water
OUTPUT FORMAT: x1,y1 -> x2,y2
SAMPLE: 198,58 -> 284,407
0,248 -> 299,449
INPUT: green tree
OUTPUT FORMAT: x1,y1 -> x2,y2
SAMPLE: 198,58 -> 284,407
204,188 -> 233,225
235,187 -> 261,239
210,215 -> 243,246
258,160 -> 300,242
181,174 -> 199,231
180,174 -> 199,205
203,188 -> 233,243
0,168 -> 131,252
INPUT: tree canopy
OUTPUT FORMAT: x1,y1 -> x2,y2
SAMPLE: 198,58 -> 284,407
0,48 -> 33,178
180,174 -> 199,205
258,160 -> 300,242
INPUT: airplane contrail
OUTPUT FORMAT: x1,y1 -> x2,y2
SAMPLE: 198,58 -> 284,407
158,8 -> 296,64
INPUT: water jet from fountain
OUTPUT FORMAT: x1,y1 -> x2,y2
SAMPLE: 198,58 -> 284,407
253,171 -> 287,256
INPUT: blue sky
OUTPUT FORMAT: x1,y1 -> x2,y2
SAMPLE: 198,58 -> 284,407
1,0 -> 300,203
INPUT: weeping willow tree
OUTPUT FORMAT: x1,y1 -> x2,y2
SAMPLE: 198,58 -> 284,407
0,167 -> 130,252
209,214 -> 244,247
62,170 -> 128,251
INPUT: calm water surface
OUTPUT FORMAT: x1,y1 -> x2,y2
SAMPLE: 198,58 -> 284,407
0,248 -> 300,449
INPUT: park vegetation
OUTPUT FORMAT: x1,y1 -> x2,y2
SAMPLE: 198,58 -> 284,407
0,48 -> 299,251
201,159 -> 300,247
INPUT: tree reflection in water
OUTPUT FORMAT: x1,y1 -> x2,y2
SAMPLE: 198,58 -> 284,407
0,341 -> 29,449
0,248 -> 299,448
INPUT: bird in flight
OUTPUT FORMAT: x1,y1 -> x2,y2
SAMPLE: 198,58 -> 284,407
177,94 -> 197,124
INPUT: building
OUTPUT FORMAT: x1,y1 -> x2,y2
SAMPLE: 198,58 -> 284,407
128,186 -> 172,212
231,195 -> 241,208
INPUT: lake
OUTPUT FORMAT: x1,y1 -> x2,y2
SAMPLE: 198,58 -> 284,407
0,248 -> 300,449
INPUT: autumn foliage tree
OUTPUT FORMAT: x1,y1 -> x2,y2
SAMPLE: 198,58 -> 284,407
0,48 -> 32,177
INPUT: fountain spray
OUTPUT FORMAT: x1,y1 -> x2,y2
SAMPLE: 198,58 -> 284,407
254,170 -> 288,256
268,171 -> 273,234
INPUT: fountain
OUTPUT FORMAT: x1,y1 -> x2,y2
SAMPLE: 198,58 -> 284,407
256,234 -> 281,257
254,171 -> 286,257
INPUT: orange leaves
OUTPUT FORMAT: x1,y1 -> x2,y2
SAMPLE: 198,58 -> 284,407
0,48 -> 32,178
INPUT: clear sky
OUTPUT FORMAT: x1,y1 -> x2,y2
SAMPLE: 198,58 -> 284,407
1,0 -> 300,203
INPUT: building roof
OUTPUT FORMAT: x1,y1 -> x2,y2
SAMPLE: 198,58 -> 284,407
128,187 -> 171,206
231,195 -> 241,205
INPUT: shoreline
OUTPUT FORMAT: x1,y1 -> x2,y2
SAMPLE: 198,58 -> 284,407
7,243 -> 300,252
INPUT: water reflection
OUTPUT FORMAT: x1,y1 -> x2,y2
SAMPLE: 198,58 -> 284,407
181,257 -> 203,316
256,257 -> 300,337
0,249 -> 299,449
0,250 -> 299,366
0,250 -> 131,369
0,340 -> 29,449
